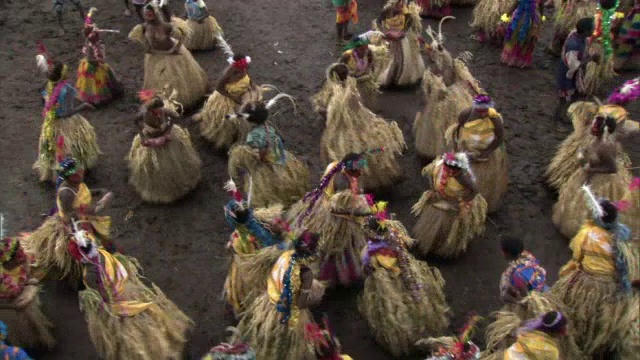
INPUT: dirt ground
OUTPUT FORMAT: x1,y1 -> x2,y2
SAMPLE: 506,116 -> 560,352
0,0 -> 638,358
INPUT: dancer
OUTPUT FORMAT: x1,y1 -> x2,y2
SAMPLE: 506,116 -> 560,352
128,1 -> 208,109
416,0 -> 452,18
500,0 -> 544,68
314,63 -> 405,192
76,8 -> 121,106
501,311 -> 569,359
291,152 -> 375,287
411,152 -> 487,258
470,0 -> 517,44
194,41 -> 261,150
417,315 -> 481,360
23,157 -> 113,282
614,0 -> 640,71
556,17 -> 598,108
334,0 -> 359,42
376,0 -> 425,87
339,32 -> 381,97
70,224 -> 193,360
0,322 -> 32,359
53,0 -> 85,35
222,179 -> 289,317
552,109 -> 632,238
0,234 -> 55,350
304,317 -> 354,360
34,45 -> 100,183
446,94 -> 507,213
583,0 -> 620,95
183,0 -> 223,51
201,327 -> 256,360
238,230 -> 325,360
549,0 -> 598,56
127,90 -> 201,204
359,209 -> 449,357
551,192 -> 638,358
228,96 -> 310,208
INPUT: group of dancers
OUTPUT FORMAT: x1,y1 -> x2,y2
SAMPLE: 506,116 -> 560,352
1,0 -> 640,359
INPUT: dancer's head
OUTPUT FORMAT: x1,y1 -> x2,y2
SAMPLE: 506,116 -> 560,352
539,311 -> 569,336
599,0 -> 617,10
590,111 -> 617,137
240,101 -> 269,125
48,61 -> 68,82
500,236 -> 524,261
57,157 -> 83,186
472,94 -> 494,117
443,152 -> 470,173
327,63 -> 349,83
0,237 -> 26,270
229,54 -> 251,74
599,199 -> 619,224
576,17 -> 595,36
342,152 -> 366,178
143,3 -> 157,22
294,230 -> 319,257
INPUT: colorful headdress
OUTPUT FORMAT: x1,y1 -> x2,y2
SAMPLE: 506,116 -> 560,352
0,237 -> 19,264
85,7 -> 97,26
223,178 -> 249,214
304,316 -> 343,360
424,16 -> 455,48
443,152 -> 470,171
517,311 -> 566,335
56,156 -> 79,185
203,327 -> 256,360
68,219 -> 99,262
35,41 -> 54,74
427,314 -> 481,360
0,321 -> 7,341
472,94 -> 494,109
607,77 -> 640,106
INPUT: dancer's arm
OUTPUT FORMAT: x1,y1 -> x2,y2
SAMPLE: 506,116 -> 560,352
478,115 -> 505,159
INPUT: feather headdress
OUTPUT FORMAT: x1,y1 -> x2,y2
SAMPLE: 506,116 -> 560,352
224,179 -> 243,203
582,184 -> 604,219
424,16 -> 455,47
607,77 -> 640,106
35,41 -> 53,74
85,7 -> 98,25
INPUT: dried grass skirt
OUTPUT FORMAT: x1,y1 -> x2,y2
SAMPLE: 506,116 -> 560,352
184,16 -> 222,51
127,126 -> 202,204
0,288 -> 55,350
378,32 -> 425,87
194,91 -> 251,150
471,147 -> 508,213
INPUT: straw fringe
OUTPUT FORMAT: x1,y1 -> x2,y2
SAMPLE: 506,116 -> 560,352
470,0 -> 517,40
184,16 -> 222,51
195,91 -> 251,150
583,43 -> 617,96
0,288 -> 55,349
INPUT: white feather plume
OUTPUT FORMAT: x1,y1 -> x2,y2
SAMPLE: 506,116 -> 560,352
36,54 -> 49,73
266,93 -> 296,112
0,213 -> 5,239
247,176 -> 254,207
223,179 -> 238,194
216,34 -> 234,59
359,30 -> 384,41
245,56 -> 251,64
582,184 -> 604,219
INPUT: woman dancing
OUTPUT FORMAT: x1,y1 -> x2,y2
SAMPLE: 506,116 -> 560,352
183,0 -> 223,51
500,0 -> 544,67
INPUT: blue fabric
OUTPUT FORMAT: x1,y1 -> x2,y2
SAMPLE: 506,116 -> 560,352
224,200 -> 279,247
54,84 -> 77,118
556,33 -> 587,92
507,0 -> 538,42
597,219 -> 633,293
185,0 -> 208,21
246,126 -> 286,165
511,264 -> 549,292
0,343 -> 32,360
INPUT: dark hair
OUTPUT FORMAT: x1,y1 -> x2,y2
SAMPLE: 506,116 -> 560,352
244,102 -> 269,125
341,152 -> 362,164
576,17 -> 595,35
294,231 -> 320,256
48,62 -> 65,82
500,236 -> 524,258
541,311 -> 568,335
604,116 -> 617,133
146,97 -> 164,110
331,64 -> 349,82
599,200 -> 618,224
233,54 -> 246,62
366,217 -> 385,234
599,0 -> 617,10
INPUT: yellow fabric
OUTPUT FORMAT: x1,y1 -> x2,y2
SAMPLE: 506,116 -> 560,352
373,253 -> 400,274
267,250 -> 294,304
57,183 -> 92,218
559,222 -> 616,278
225,74 -> 252,98
230,229 -> 259,255
504,330 -> 560,360
383,6 -> 409,31
597,104 -> 629,124
459,117 -> 496,151
225,259 -> 241,311
432,162 -> 465,200
341,356 -> 353,360
89,249 -> 153,317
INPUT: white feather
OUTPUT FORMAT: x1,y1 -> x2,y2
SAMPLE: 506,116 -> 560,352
582,184 -> 604,218
223,179 -> 237,194
266,93 -> 296,112
216,34 -> 234,59
359,30 -> 384,41
0,213 -> 5,239
36,54 -> 49,73
247,176 -> 254,207
245,56 -> 251,64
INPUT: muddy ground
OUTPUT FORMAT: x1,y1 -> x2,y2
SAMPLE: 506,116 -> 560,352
0,0 -> 638,358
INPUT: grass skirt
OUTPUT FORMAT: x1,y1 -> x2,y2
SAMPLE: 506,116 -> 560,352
22,215 -> 83,281
583,43 -> 617,96
321,78 -> 405,191
470,147 -> 508,213
296,192 -> 367,286
237,293 -> 314,360
228,146 -> 310,208
414,69 -> 475,159
225,246 -> 285,317
550,269 -> 640,356
0,288 -> 55,350
194,91 -> 251,150
416,0 -> 452,18
545,101 -> 599,190
358,257 -> 449,357
33,114 -> 100,182
76,58 -> 119,106
170,17 -> 192,43
184,16 -> 222,51
622,185 -> 639,241
378,31 -> 425,87
79,279 -> 193,360
550,0 -> 597,54
470,0 -> 516,44
552,167 -> 632,238
411,188 -> 487,258
142,46 -> 208,109
126,126 -> 202,204
500,11 -> 541,68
